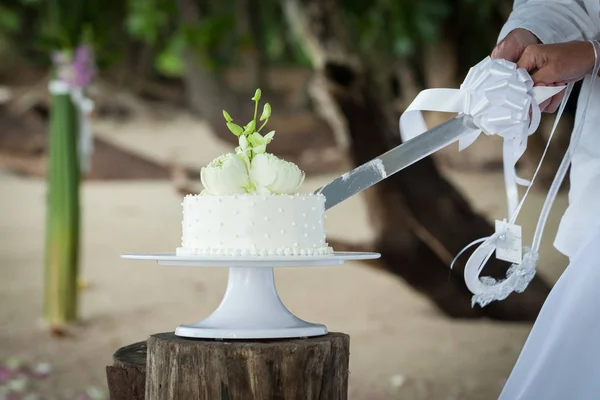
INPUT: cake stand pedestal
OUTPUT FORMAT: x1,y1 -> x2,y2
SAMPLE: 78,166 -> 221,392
121,252 -> 380,339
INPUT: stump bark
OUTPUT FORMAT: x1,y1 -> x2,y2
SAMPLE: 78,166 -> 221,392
146,332 -> 350,400
106,341 -> 147,400
107,332 -> 350,400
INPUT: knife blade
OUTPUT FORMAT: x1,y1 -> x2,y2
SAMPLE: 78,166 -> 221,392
315,114 -> 477,210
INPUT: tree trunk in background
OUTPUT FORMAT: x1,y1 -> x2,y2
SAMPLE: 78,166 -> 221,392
177,0 -> 244,144
237,0 -> 269,92
283,0 -> 551,321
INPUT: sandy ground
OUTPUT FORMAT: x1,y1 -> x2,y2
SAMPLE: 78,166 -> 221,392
0,114 -> 571,399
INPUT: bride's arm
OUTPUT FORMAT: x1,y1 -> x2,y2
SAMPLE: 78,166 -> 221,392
493,1 -> 598,112
499,0 -> 598,45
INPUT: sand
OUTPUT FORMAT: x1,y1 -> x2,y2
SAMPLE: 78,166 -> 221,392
0,114 -> 570,399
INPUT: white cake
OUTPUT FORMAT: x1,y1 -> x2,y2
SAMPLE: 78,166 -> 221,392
176,193 -> 333,256
177,89 -> 335,257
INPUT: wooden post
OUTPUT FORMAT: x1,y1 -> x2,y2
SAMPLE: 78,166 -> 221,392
106,341 -> 147,400
145,332 -> 350,400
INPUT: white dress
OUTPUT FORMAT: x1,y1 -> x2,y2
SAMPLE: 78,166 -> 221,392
498,1 -> 600,398
499,210 -> 600,399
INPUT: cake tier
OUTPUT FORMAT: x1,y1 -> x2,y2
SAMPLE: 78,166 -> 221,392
176,194 -> 333,256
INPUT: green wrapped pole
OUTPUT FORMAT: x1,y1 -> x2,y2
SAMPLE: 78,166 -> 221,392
44,91 -> 81,327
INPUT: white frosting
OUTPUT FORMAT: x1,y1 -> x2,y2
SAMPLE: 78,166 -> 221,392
176,193 -> 333,256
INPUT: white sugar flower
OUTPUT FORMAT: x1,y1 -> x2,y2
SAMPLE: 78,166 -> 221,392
201,153 -> 251,195
250,153 -> 305,194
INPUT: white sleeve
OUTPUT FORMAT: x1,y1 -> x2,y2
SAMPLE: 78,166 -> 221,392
498,0 -> 599,44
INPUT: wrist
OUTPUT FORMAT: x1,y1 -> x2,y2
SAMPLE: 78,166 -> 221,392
512,28 -> 542,45
583,41 -> 597,76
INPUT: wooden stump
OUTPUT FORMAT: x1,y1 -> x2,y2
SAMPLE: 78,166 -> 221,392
146,332 -> 350,400
106,341 -> 147,400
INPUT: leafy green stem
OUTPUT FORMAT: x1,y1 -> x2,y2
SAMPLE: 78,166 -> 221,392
253,99 -> 259,124
257,119 -> 269,132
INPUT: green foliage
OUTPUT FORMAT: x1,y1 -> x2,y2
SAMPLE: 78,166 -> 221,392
343,0 -> 451,57
1,0 -> 503,80
0,0 -> 126,68
126,0 -> 173,44
225,88 -> 275,161
0,5 -> 20,33
342,0 -> 500,63
180,12 -> 237,72
455,0 -> 502,69
154,28 -> 186,76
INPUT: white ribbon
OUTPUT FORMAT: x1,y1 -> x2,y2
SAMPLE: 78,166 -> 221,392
49,80 -> 95,174
397,55 -> 579,307
400,56 -> 564,217
464,37 -> 600,307
462,82 -> 574,307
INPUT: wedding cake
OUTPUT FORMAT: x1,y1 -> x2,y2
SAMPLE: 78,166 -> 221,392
176,90 -> 333,257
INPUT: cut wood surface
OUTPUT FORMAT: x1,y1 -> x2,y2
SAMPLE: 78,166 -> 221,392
106,340 -> 147,400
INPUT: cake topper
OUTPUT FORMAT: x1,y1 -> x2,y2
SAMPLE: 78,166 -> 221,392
201,89 -> 305,196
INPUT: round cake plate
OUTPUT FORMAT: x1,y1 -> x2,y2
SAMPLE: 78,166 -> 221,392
121,252 -> 380,340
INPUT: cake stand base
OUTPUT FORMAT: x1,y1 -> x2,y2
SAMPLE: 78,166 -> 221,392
121,252 -> 380,339
175,266 -> 326,339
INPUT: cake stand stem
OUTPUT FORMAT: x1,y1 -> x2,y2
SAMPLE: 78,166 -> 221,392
175,266 -> 328,339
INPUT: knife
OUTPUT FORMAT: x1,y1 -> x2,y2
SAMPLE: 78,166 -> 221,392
315,114 -> 478,210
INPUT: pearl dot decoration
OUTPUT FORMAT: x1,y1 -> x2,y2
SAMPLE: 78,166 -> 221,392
176,193 -> 333,257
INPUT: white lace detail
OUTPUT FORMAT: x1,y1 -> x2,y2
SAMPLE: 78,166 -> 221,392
471,248 -> 538,307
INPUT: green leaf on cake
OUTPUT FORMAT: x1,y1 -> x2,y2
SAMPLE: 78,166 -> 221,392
239,135 -> 249,150
222,88 -> 280,161
248,132 -> 264,146
226,122 -> 243,136
259,103 -> 271,121
253,144 -> 266,155
264,130 -> 275,143
243,120 -> 256,136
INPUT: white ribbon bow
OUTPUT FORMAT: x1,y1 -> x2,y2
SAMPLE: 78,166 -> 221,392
399,56 -> 573,307
400,56 -> 564,216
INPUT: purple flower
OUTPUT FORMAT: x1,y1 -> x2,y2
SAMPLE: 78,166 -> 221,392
72,45 -> 96,87
0,367 -> 12,383
51,45 -> 96,89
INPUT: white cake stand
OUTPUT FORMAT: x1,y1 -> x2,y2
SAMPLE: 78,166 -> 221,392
121,252 -> 380,340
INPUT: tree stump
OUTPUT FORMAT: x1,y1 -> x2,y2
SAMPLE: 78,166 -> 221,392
106,341 -> 147,400
146,332 -> 350,400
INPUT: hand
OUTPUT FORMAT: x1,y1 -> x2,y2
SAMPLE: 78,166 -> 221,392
491,29 -> 561,112
517,42 -> 595,112
491,28 -> 540,62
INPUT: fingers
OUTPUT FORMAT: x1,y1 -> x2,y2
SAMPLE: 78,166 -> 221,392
531,68 -> 558,84
492,38 -> 523,62
516,45 -> 541,72
516,45 -> 560,84
492,28 -> 540,62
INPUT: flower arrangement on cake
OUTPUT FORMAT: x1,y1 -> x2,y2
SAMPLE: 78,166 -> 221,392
176,89 -> 333,257
201,89 -> 305,196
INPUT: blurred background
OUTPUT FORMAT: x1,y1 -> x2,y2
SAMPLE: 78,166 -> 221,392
0,0 -> 578,399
